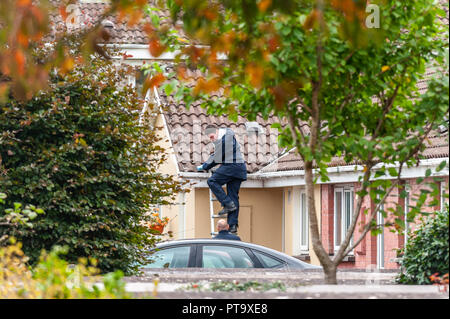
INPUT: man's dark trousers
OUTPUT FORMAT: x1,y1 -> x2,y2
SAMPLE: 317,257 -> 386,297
207,172 -> 242,227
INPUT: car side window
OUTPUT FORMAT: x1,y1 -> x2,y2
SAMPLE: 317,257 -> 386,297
144,246 -> 191,268
252,250 -> 285,268
202,245 -> 255,269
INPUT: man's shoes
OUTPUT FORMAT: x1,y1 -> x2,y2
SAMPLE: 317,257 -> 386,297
217,201 -> 237,216
229,225 -> 238,234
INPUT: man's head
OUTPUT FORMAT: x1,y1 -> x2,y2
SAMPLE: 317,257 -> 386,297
217,219 -> 229,231
205,124 -> 218,142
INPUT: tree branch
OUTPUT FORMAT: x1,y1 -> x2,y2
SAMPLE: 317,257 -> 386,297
285,114 -> 303,149
373,79 -> 402,140
328,51 -> 355,76
333,161 -> 374,263
333,69 -> 424,262
342,163 -> 405,257
0,222 -> 14,227
340,117 -> 437,257
321,88 -> 356,142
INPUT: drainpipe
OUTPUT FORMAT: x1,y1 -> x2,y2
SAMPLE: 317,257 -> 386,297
178,192 -> 186,239
282,189 -> 286,253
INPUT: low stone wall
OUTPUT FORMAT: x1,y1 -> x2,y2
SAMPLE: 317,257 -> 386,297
125,268 -> 399,285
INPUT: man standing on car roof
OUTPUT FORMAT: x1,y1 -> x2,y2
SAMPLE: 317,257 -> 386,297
213,219 -> 241,241
197,124 -> 247,234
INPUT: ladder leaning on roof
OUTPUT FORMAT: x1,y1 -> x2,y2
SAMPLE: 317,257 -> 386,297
209,188 -> 221,237
208,171 -> 224,238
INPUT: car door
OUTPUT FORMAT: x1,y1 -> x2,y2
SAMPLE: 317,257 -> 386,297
196,243 -> 264,268
143,244 -> 197,268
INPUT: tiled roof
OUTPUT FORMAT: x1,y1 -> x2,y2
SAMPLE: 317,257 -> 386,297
44,1 -> 448,175
42,1 -> 286,174
259,1 -> 449,173
47,0 -> 184,44
159,65 -> 288,174
260,132 -> 449,173
417,67 -> 439,95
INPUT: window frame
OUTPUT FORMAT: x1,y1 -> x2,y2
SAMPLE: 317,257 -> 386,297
334,186 -> 354,252
376,198 -> 385,269
299,191 -> 309,252
404,183 -> 411,248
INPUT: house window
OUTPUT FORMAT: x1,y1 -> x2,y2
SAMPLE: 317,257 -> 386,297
299,192 -> 309,252
134,67 -> 160,100
134,69 -> 146,97
334,186 -> 354,251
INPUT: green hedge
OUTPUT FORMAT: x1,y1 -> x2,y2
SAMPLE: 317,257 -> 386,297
0,49 -> 182,274
396,206 -> 449,284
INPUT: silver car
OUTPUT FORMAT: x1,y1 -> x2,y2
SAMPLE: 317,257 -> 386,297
143,239 -> 322,270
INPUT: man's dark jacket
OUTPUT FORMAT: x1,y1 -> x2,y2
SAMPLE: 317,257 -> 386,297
201,128 -> 247,180
213,230 -> 241,241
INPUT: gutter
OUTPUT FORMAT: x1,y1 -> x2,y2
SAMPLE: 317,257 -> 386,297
102,44 -> 227,60
178,157 -> 449,188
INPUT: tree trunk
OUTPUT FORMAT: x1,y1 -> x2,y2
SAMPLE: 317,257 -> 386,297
323,264 -> 338,285
304,161 -> 338,284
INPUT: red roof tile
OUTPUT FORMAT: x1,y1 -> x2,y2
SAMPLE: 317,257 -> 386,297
162,104 -> 288,173
47,0 -> 186,44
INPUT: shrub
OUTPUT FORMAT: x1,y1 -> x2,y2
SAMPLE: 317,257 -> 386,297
0,45 -> 183,274
0,240 -> 130,299
0,192 -> 45,245
396,206 -> 449,284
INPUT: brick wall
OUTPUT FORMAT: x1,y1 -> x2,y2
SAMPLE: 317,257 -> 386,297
320,176 -> 447,270
320,184 -> 334,255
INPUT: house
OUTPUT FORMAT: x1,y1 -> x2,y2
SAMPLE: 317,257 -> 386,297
259,132 -> 449,269
51,0 -> 449,269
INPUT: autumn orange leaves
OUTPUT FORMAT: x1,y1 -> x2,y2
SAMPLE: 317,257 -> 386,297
0,0 -> 382,102
0,0 -> 50,100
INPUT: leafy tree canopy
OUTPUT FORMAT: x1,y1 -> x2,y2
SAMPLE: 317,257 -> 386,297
151,0 -> 449,283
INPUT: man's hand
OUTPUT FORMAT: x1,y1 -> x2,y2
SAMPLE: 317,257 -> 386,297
196,165 -> 204,171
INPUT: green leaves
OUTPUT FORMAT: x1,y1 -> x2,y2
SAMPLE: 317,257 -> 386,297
397,207 -> 449,285
1,191 -> 45,230
388,167 -> 399,177
0,46 -> 182,274
436,160 -> 448,172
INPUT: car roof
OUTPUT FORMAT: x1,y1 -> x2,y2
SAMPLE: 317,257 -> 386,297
154,238 -> 322,269
155,238 -> 278,251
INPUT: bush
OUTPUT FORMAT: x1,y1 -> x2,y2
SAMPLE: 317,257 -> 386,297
0,240 -> 130,299
0,46 -> 183,274
396,206 -> 449,284
0,192 -> 45,245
